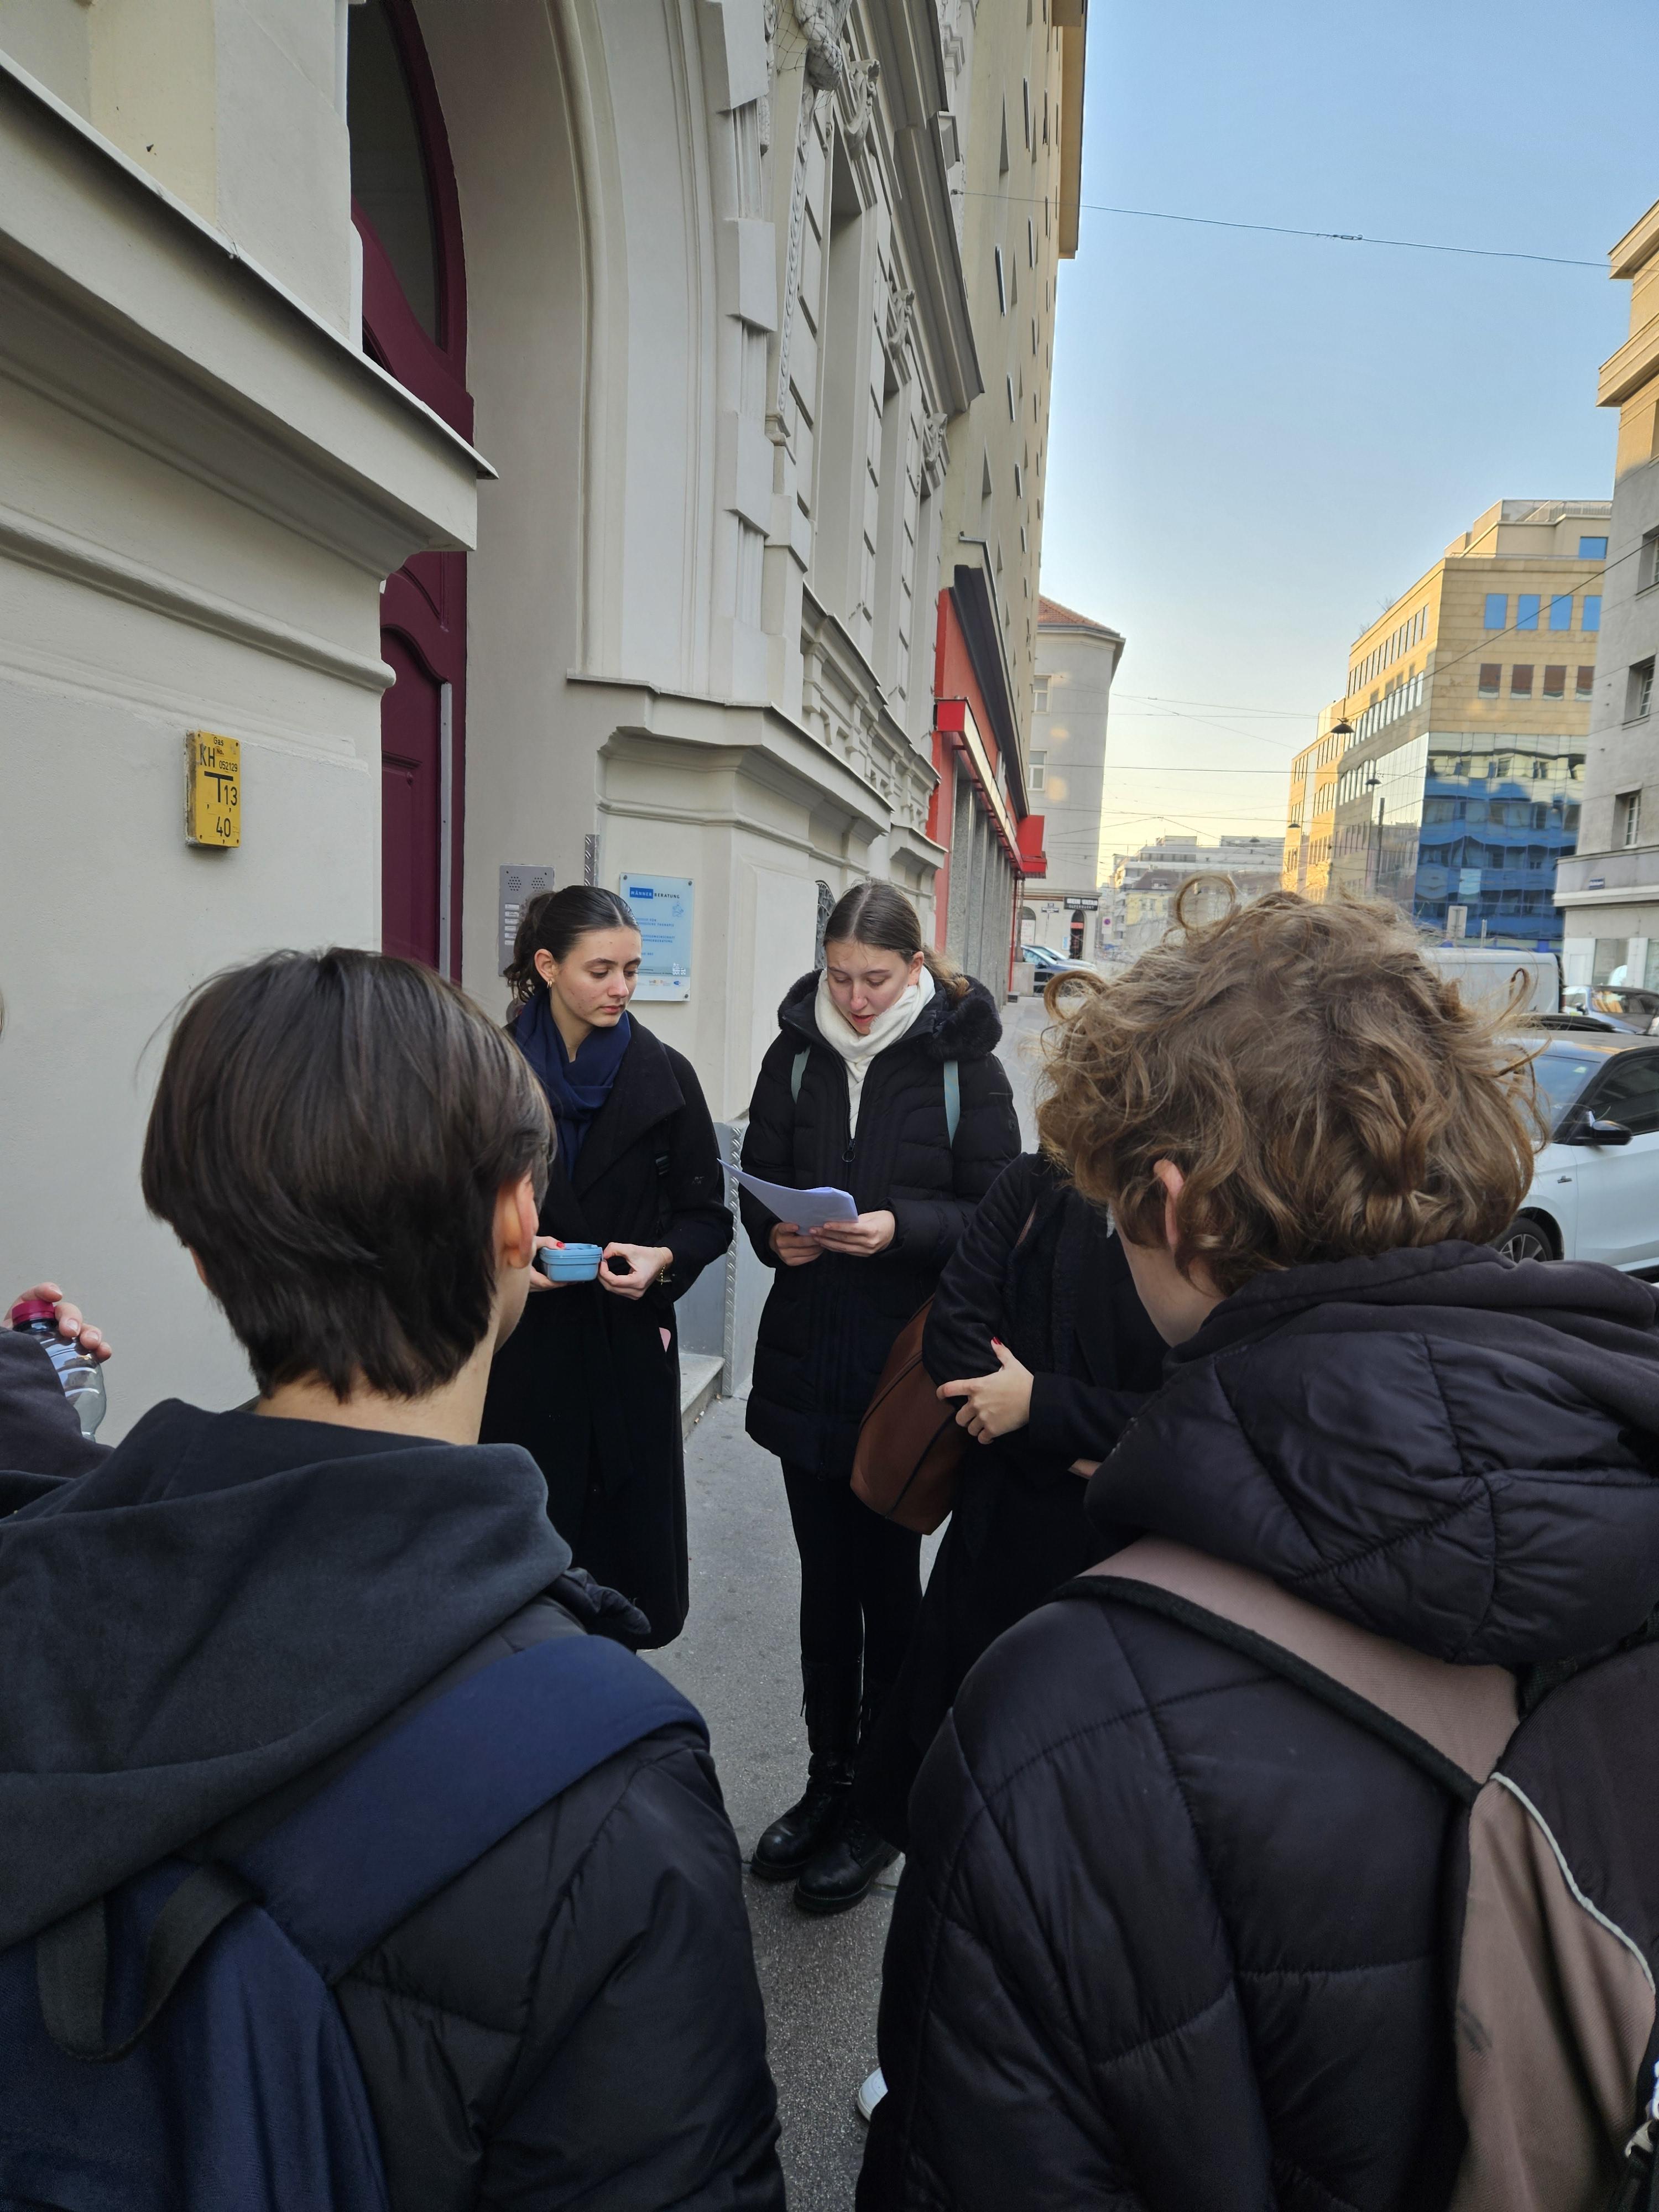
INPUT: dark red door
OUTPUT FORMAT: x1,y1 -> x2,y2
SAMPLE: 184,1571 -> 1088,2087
348,0 -> 469,977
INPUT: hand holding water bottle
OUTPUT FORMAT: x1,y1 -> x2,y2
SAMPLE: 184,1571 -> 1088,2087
6,1283 -> 111,1437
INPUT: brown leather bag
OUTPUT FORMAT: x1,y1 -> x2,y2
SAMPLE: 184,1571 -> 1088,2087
850,1300 -> 966,1535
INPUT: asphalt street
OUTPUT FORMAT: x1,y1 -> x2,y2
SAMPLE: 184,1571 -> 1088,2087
649,991 -> 1052,2207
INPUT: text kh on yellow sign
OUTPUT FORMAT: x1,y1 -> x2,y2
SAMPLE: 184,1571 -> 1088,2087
185,732 -> 241,848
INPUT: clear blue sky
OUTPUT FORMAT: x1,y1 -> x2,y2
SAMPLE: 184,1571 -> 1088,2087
1040,0 -> 1655,863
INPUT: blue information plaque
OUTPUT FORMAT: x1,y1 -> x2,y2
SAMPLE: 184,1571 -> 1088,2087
620,873 -> 693,1000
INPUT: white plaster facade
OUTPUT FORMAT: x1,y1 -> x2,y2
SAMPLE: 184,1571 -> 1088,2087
0,19 -> 481,1425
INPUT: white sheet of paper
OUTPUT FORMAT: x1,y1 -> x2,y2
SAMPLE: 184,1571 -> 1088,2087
734,1171 -> 858,1229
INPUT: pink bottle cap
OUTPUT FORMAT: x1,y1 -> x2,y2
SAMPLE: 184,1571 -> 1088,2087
8,1298 -> 56,1327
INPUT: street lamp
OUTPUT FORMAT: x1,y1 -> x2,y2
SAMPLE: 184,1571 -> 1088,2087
1365,768 -> 1385,897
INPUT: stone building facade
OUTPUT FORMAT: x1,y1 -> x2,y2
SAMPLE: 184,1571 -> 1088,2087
0,0 -> 1083,1423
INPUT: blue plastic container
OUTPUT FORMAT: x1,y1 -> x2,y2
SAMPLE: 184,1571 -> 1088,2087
538,1241 -> 604,1283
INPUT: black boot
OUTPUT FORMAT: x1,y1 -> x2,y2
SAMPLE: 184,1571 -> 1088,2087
750,1661 -> 859,1881
792,1678 -> 899,1914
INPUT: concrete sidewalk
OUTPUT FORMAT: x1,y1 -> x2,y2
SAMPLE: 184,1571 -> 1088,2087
650,1395 -> 899,2210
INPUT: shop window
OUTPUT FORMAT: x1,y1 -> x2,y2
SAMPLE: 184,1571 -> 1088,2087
1511,665 -> 1534,697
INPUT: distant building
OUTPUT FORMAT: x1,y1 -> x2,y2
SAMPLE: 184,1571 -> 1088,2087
1103,833 -> 1284,956
1554,199 -> 1659,991
1283,705 -> 1349,898
1327,499 -> 1605,948
1030,594 -> 1125,893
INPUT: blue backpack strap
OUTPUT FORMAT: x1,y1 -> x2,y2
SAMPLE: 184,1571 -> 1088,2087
237,1637 -> 702,1982
790,1047 -> 808,1105
943,1058 -> 960,1146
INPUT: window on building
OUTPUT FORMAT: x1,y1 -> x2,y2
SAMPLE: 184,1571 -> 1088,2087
1029,751 -> 1046,790
1579,536 -> 1609,560
1640,529 -> 1659,592
1542,665 -> 1566,697
1034,679 -> 1049,712
1478,663 -> 1501,697
1006,374 -> 1016,421
1027,218 -> 1036,268
1517,594 -> 1540,631
1629,659 -> 1655,721
1618,790 -> 1643,848
994,248 -> 1006,313
1584,596 -> 1602,630
1511,665 -> 1534,696
1577,665 -> 1596,697
1550,595 -> 1573,632
1022,79 -> 1032,150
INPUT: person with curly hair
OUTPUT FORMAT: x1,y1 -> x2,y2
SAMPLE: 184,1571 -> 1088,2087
861,889 -> 1659,2212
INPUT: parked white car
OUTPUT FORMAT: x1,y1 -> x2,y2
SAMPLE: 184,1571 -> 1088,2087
1499,1035 -> 1659,1269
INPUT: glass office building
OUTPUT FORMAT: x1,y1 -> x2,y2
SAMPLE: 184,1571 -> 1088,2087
1332,734 -> 1584,948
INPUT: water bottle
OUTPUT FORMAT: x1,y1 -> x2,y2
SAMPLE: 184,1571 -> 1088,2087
8,1297 -> 107,1437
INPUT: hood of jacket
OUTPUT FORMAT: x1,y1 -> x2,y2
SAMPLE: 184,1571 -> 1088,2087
0,1400 -> 569,1948
1086,1241 -> 1659,1668
775,968 -> 1003,1063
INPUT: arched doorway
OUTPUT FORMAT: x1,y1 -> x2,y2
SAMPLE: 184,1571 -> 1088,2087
348,0 -> 468,974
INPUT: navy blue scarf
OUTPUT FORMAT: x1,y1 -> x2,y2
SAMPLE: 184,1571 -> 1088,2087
510,988 -> 632,1168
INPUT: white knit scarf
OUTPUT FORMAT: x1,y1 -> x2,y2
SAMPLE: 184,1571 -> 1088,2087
813,964 -> 935,1134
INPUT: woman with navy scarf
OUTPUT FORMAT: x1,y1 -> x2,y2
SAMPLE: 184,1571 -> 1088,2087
481,887 -> 732,1648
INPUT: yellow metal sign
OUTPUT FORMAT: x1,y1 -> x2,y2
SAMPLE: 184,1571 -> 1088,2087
185,731 -> 241,848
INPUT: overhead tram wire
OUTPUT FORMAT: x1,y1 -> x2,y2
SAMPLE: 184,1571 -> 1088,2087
961,190 -> 1603,270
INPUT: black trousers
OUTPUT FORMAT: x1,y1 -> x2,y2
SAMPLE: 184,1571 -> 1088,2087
780,1463 -> 922,1689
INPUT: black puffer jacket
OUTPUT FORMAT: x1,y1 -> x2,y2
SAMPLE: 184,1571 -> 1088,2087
855,1155 -> 1166,1845
861,1244 -> 1659,2212
0,1400 -> 782,2212
741,972 -> 1019,1479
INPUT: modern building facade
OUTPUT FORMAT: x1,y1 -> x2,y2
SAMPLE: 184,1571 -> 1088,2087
1554,199 -> 1659,991
1326,499 -> 1605,949
1282,704 -> 1348,899
926,0 -> 1086,990
0,0 -> 1084,1425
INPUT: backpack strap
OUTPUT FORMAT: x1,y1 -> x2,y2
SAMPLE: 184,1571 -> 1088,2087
36,1635 -> 698,2060
790,1047 -> 808,1105
942,1058 -> 960,1146
1065,1536 -> 1517,1801
239,1634 -> 702,1982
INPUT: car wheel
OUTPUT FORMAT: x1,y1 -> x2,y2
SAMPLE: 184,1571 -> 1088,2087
1496,1217 -> 1554,1264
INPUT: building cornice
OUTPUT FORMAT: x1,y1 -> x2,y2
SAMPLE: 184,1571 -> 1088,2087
0,46 -> 486,567
1599,316 -> 1659,412
1610,199 -> 1659,283
1554,883 -> 1659,910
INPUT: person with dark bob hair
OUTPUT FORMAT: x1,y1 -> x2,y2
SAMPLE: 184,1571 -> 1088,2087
860,891 -> 1659,2211
481,885 -> 732,1649
1,948 -> 784,2210
740,880 -> 1019,1913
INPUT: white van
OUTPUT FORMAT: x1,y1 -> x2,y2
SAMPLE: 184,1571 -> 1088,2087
1421,946 -> 1560,1019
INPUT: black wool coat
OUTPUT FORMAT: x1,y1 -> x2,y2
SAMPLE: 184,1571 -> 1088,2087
862,1243 -> 1659,2212
740,972 -> 1019,1480
857,1153 -> 1166,1844
481,1019 -> 731,1648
